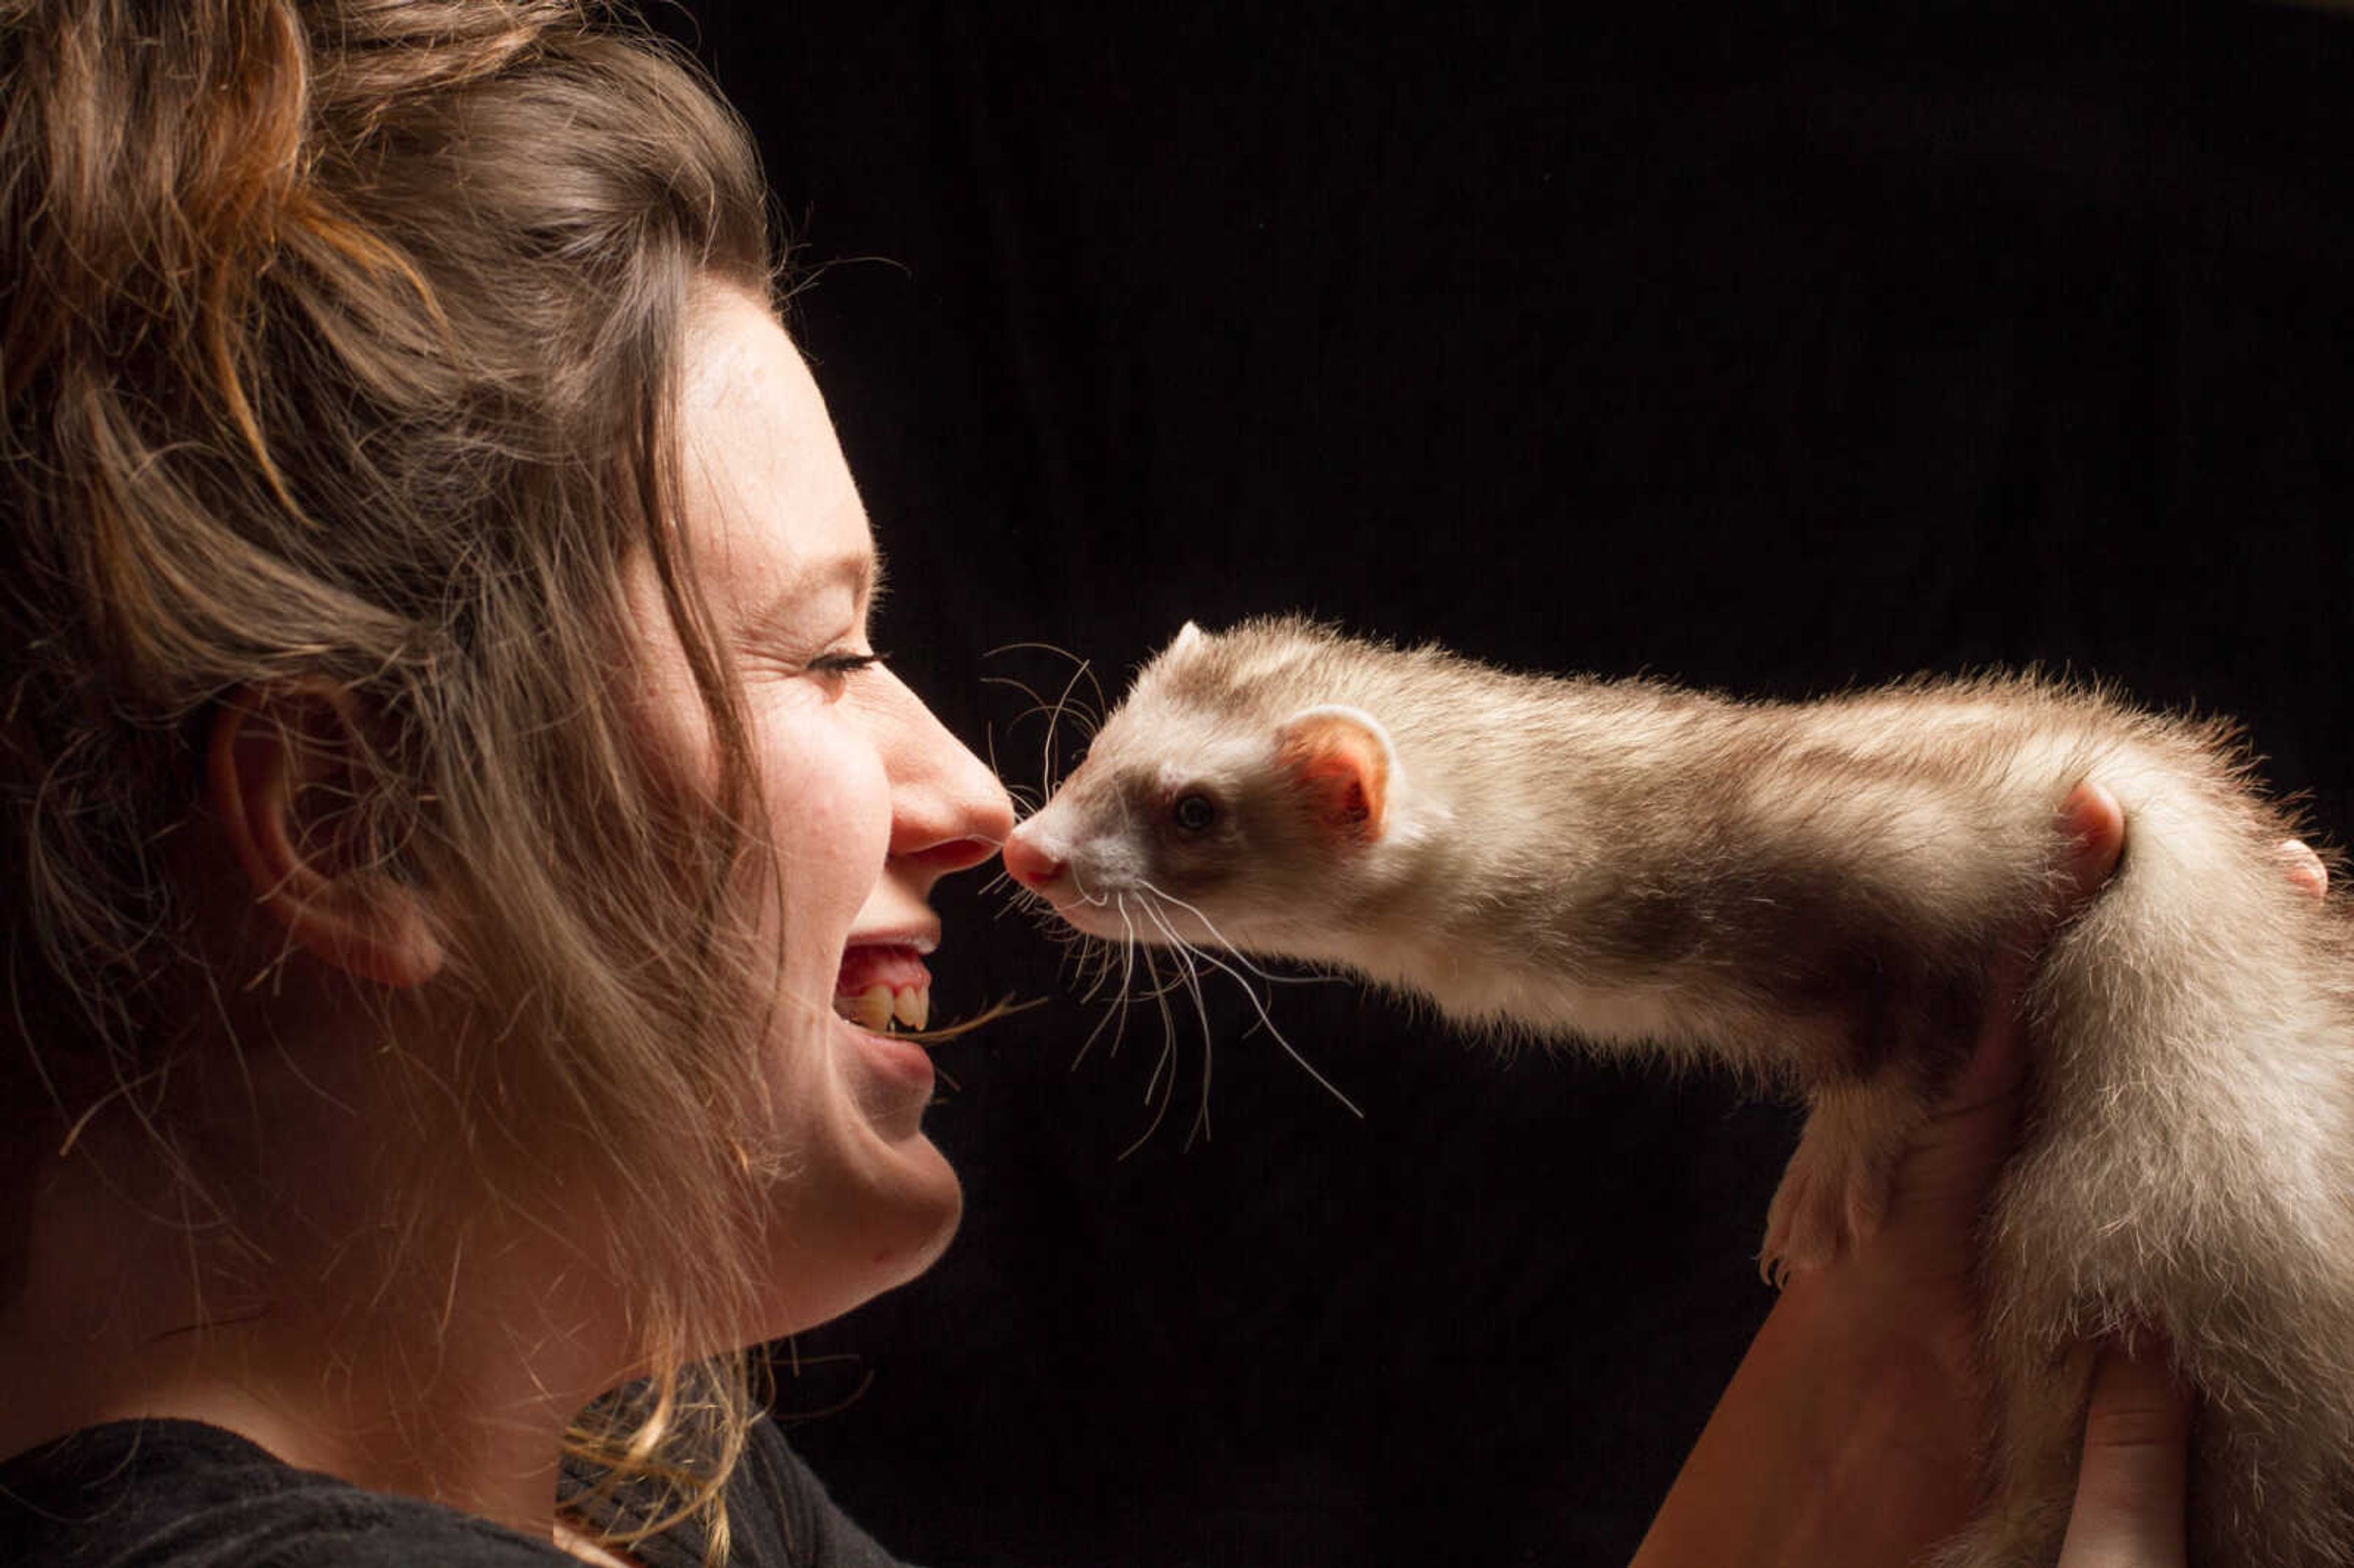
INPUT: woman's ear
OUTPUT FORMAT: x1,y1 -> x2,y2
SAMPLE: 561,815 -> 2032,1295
206,685 -> 445,988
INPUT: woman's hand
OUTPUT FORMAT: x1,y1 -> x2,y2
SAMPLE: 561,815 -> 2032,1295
2055,1335 -> 2189,1568
1632,783 -> 2193,1568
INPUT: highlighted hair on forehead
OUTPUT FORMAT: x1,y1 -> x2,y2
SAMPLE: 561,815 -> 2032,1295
2,0 -> 787,1555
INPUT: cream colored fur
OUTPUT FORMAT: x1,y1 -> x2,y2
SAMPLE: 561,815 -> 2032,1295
1010,616 -> 2354,1568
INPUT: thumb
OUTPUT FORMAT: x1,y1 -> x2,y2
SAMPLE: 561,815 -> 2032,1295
2056,1336 -> 2190,1568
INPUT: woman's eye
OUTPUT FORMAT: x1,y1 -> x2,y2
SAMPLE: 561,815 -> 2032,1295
807,650 -> 886,680
1170,793 -> 1217,833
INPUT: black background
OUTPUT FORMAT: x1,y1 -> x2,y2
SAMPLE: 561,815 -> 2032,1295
657,4 -> 2354,1564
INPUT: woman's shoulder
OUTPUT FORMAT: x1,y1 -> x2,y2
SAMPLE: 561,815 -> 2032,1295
1,1415 -> 923,1568
0,1419 -> 568,1568
596,1414 -> 922,1568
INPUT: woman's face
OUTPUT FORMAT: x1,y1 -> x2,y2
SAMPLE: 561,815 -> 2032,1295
641,287 -> 1013,1333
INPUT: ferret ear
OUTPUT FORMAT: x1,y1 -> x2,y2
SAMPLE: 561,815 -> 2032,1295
1171,621 -> 1205,653
1274,704 -> 1396,847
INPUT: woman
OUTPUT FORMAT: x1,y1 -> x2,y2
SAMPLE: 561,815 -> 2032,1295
0,2 -> 2189,1564
2,3 -> 1004,1560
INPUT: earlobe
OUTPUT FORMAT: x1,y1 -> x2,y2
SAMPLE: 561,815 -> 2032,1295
1274,705 -> 1396,847
207,688 -> 446,989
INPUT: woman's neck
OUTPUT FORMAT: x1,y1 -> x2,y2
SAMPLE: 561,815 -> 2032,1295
0,1130 -> 630,1544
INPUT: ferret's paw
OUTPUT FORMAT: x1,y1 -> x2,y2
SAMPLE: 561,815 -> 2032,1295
1759,1149 -> 1845,1285
1758,1097 -> 1900,1286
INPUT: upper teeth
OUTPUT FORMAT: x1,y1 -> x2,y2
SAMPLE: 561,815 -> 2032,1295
837,985 -> 930,1032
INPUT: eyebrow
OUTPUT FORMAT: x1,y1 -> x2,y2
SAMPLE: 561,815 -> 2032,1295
747,544 -> 886,642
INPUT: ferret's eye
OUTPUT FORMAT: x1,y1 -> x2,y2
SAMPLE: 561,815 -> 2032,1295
1170,793 -> 1219,834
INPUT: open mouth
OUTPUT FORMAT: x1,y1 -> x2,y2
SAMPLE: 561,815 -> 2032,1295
834,945 -> 932,1033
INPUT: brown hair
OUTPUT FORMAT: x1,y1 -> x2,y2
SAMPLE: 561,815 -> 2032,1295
2,0 -> 783,1550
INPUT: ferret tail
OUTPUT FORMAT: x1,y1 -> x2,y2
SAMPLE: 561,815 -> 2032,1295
1979,739 -> 2354,1566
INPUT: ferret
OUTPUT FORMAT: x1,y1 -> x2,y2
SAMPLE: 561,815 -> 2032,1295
1001,615 -> 2354,1568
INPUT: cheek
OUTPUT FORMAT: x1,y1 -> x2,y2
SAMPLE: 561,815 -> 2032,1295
756,707 -> 893,931
1151,831 -> 1250,900
617,563 -> 721,786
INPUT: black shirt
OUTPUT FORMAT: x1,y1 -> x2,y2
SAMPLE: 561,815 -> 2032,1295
0,1417 -> 915,1567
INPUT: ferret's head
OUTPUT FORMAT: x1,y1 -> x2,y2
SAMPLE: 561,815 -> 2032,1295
1004,618 -> 1420,956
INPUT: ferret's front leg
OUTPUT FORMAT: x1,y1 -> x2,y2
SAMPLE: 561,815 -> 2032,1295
1760,1072 -> 1933,1284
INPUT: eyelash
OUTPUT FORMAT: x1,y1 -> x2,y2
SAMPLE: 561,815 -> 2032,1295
808,650 -> 886,678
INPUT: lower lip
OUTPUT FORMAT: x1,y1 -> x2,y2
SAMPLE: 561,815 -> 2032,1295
849,1017 -> 935,1095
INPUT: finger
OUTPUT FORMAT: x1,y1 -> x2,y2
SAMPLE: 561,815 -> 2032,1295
2056,1338 -> 2190,1568
2280,838 -> 2327,900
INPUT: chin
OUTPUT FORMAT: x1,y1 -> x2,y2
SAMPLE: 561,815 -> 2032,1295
851,1144 -> 961,1309
870,1136 -> 964,1281
763,1131 -> 964,1336
745,1005 -> 969,1331
890,1184 -> 963,1291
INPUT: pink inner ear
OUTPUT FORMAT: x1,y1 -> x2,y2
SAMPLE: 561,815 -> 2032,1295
1277,714 -> 1388,845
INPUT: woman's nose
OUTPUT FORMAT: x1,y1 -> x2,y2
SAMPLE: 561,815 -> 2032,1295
883,676 -> 1015,876
905,826 -> 1006,876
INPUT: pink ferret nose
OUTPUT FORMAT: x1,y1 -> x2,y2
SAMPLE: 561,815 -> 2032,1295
1002,826 -> 1064,890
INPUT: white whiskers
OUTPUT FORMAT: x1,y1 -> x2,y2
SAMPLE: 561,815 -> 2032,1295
1005,875 -> 1362,1156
